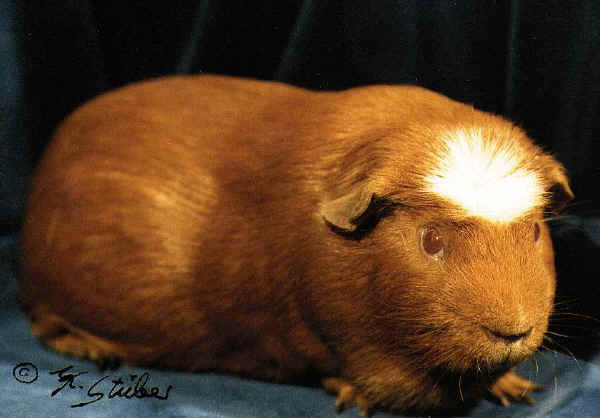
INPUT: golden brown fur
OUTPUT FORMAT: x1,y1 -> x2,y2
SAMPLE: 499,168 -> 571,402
20,75 -> 573,416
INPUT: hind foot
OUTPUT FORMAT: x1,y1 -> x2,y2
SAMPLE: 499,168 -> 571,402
29,310 -> 126,370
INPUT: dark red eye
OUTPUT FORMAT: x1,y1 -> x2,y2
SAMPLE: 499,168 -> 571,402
533,223 -> 541,243
422,227 -> 444,257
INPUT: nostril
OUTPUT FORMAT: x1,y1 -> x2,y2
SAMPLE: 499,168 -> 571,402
485,327 -> 533,344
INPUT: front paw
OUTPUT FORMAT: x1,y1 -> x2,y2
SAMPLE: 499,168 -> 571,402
322,377 -> 373,418
489,370 -> 544,407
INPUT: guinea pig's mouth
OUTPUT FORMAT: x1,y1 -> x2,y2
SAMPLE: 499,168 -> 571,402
413,305 -> 548,375
474,324 -> 540,370
436,319 -> 543,375
482,326 -> 533,345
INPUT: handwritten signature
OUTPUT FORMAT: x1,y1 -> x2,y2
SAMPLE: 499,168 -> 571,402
13,362 -> 172,408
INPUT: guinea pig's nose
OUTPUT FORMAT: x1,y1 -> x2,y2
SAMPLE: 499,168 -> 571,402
484,327 -> 533,344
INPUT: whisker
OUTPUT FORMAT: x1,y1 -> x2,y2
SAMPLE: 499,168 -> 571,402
543,335 -> 581,371
533,352 -> 540,377
540,344 -> 562,397
548,323 -> 597,332
550,312 -> 600,323
552,298 -> 584,308
545,330 -> 573,339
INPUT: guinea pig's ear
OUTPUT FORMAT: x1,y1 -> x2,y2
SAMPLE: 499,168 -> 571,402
542,156 -> 574,215
320,185 -> 390,235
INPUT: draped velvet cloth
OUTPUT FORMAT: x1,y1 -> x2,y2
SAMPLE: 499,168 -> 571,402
1,1 -> 599,416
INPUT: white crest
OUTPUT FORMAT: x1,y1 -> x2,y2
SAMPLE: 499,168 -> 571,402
424,128 -> 544,223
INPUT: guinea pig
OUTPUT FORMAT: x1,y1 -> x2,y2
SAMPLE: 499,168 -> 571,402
20,75 -> 573,417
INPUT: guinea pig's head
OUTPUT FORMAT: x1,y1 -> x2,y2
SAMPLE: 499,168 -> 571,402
320,114 -> 573,376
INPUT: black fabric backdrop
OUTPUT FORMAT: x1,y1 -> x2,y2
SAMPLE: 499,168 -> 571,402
10,1 -> 600,218
2,0 -> 599,365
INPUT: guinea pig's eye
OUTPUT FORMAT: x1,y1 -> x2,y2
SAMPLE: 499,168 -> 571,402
533,222 -> 541,243
421,227 -> 444,258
